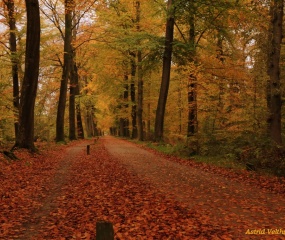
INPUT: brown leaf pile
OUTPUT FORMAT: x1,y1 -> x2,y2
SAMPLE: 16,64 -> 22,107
33,142 -> 230,239
1,139 -> 284,239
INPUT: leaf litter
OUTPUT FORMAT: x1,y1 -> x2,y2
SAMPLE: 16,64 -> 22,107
0,138 -> 284,239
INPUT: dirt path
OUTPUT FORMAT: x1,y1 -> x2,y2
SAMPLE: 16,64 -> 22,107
1,137 -> 285,239
103,136 -> 285,239
13,142 -> 89,240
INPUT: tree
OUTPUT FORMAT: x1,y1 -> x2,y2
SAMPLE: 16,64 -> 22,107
3,0 -> 20,139
73,62 -> 84,139
56,0 -> 73,142
154,0 -> 175,141
186,3 -> 197,137
136,0 -> 144,141
14,0 -> 40,151
267,0 -> 283,145
130,52 -> 137,139
69,15 -> 77,141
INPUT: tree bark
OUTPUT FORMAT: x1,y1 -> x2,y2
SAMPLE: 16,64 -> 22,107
74,63 -> 84,139
14,0 -> 40,151
267,0 -> 283,145
4,0 -> 20,139
137,50 -> 143,141
69,12 -> 78,140
147,81 -> 151,140
119,73 -> 129,137
56,0 -> 73,142
154,0 -> 175,141
130,53 -> 138,139
187,75 -> 197,136
187,8 -> 197,137
69,52 -> 77,140
136,0 -> 144,141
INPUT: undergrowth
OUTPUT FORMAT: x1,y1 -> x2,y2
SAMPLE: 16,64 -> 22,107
131,136 -> 285,177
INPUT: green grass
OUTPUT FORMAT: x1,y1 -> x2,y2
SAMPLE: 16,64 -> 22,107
192,155 -> 244,170
136,140 -> 245,170
128,138 -> 285,177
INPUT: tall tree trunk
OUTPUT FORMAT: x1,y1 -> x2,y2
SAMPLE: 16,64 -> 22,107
178,79 -> 182,134
187,74 -> 197,136
76,103 -> 84,139
137,50 -> 143,141
154,0 -> 175,141
136,0 -> 143,141
123,83 -> 130,137
69,51 -> 76,140
14,0 -> 40,151
146,78 -> 151,140
267,0 -> 283,144
187,10 -> 197,137
56,0 -> 73,142
69,12 -> 78,140
86,106 -> 96,137
4,0 -> 20,139
119,73 -> 129,137
86,107 -> 93,138
130,53 -> 137,139
74,63 -> 84,139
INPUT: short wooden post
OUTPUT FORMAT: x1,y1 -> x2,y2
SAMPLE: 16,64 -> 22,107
87,145 -> 90,155
96,221 -> 114,240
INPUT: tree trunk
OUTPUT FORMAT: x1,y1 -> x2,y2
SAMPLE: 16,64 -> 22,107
69,12 -> 79,140
137,50 -> 143,141
130,53 -> 137,139
74,64 -> 84,139
56,0 -> 73,142
178,79 -> 182,134
267,0 -> 283,144
136,0 -> 143,141
69,53 -> 77,140
187,75 -> 197,136
86,106 -> 96,137
76,103 -> 84,139
187,9 -> 197,137
14,0 -> 40,151
146,76 -> 151,140
4,0 -> 20,139
154,0 -> 175,141
119,73 -> 129,137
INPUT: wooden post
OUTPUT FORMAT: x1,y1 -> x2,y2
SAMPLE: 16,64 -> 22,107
87,145 -> 90,155
96,221 -> 114,240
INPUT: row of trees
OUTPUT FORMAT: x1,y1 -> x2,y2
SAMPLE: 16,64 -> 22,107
0,0 -> 284,161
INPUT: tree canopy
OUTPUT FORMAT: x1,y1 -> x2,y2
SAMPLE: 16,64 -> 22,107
0,0 -> 284,173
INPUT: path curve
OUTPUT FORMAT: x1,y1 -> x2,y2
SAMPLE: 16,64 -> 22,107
103,136 -> 285,238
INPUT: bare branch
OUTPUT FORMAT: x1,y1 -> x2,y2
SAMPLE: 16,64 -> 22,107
72,0 -> 98,29
40,0 -> 64,39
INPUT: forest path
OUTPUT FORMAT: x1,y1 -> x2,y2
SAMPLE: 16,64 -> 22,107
16,141 -> 89,240
1,137 -> 285,239
103,136 -> 285,239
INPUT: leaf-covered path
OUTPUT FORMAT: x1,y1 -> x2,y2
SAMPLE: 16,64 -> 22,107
0,137 -> 285,239
104,136 -> 285,239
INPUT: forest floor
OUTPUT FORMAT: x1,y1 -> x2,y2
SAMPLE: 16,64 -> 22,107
0,136 -> 285,239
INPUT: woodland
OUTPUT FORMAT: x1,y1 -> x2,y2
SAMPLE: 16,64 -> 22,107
0,0 -> 285,176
